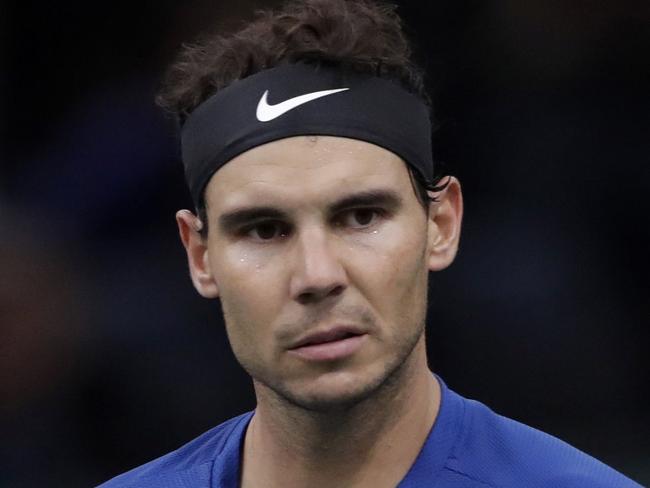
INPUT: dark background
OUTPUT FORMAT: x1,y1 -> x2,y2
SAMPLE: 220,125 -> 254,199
2,1 -> 649,486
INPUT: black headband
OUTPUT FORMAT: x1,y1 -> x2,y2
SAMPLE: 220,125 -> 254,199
181,63 -> 433,208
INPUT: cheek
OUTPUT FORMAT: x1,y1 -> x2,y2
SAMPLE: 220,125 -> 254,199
351,229 -> 429,325
209,247 -> 287,356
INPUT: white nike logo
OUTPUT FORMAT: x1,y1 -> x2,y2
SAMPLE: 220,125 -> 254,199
256,88 -> 349,122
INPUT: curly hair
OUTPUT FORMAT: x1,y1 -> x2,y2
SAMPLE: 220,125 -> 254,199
157,0 -> 429,123
157,0 -> 447,233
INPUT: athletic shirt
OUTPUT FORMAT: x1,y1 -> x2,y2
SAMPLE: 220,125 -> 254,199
97,377 -> 641,487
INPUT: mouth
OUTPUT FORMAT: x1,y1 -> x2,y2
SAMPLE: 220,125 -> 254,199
288,326 -> 367,361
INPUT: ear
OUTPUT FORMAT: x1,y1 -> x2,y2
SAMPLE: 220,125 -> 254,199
426,177 -> 463,272
176,210 -> 220,298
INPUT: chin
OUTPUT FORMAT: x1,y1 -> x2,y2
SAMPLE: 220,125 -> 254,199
270,360 -> 408,413
249,326 -> 426,413
291,377 -> 378,412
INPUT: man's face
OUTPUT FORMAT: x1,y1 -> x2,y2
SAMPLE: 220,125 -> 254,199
191,136 -> 451,410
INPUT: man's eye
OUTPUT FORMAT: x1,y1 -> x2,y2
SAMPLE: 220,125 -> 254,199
246,221 -> 289,241
339,208 -> 382,228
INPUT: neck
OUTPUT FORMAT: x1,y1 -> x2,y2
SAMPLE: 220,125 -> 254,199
241,338 -> 440,488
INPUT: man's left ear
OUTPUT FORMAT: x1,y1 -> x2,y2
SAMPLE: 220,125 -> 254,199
426,177 -> 463,272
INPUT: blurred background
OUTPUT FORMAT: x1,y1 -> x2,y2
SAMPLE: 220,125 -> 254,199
2,0 -> 649,486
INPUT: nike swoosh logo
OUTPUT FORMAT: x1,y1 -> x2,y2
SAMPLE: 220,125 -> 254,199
256,88 -> 349,122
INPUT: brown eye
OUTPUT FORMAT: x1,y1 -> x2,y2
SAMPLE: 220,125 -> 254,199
337,208 -> 382,229
353,209 -> 375,226
248,221 -> 289,241
256,223 -> 277,239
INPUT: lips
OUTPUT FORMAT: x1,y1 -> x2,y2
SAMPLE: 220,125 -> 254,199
288,326 -> 367,361
290,326 -> 365,349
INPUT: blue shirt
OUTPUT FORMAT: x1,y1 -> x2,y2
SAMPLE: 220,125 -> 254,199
98,377 -> 640,487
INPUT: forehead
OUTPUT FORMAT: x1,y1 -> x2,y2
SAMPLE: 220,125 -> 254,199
204,136 -> 414,210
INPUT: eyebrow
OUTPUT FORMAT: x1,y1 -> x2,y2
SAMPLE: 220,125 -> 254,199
217,188 -> 403,233
218,207 -> 290,233
327,189 -> 403,216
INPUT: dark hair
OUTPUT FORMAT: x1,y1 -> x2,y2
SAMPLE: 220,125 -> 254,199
157,0 -> 448,236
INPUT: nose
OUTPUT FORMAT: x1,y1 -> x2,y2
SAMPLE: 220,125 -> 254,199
289,227 -> 348,305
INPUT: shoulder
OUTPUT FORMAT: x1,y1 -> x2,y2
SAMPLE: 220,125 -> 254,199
96,412 -> 252,488
444,392 -> 640,487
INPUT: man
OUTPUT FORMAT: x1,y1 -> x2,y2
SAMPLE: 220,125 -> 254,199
99,0 -> 640,486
